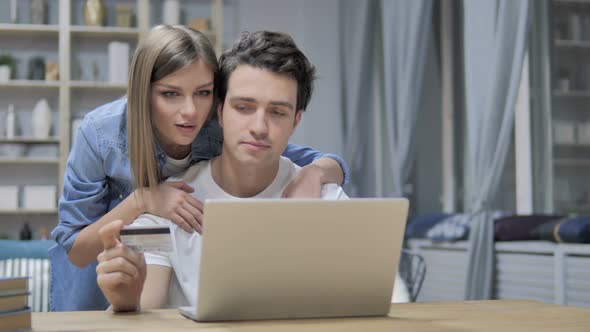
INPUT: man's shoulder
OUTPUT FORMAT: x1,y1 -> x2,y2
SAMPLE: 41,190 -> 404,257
321,184 -> 349,200
282,156 -> 348,199
171,159 -> 211,184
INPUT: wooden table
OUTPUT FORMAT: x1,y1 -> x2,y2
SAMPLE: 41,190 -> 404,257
32,300 -> 590,332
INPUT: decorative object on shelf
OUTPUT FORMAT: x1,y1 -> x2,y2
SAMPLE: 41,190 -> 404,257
116,3 -> 133,28
0,143 -> 25,157
28,57 -> 46,80
10,0 -> 18,24
0,186 -> 19,210
0,54 -> 16,82
163,0 -> 181,25
32,98 -> 52,139
45,60 -> 58,81
577,122 -> 590,145
0,110 -> 4,137
556,68 -> 570,92
92,61 -> 99,81
569,13 -> 582,41
108,41 -> 130,84
19,222 -> 32,240
27,144 -> 58,158
583,16 -> 590,41
40,227 -> 50,240
190,18 -> 210,31
5,104 -> 16,139
83,0 -> 105,27
553,121 -> 575,145
23,185 -> 56,209
31,0 -> 48,25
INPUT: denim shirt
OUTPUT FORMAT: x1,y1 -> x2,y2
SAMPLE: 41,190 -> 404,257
49,98 -> 350,311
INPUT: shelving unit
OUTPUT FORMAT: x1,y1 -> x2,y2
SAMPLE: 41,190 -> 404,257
548,0 -> 590,214
0,24 -> 60,35
0,209 -> 59,215
0,0 -> 224,238
0,80 -> 60,88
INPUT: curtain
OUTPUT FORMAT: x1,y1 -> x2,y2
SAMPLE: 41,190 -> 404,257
339,0 -> 378,197
381,0 -> 433,197
340,0 -> 433,198
462,0 -> 530,300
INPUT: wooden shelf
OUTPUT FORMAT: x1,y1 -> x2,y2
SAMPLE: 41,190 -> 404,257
552,90 -> 590,98
0,24 -> 59,36
69,81 -> 127,90
0,158 -> 59,165
0,80 -> 60,89
554,39 -> 590,49
70,26 -> 139,38
554,158 -> 590,167
0,137 -> 60,144
0,208 -> 57,215
554,0 -> 590,4
554,143 -> 590,148
555,202 -> 590,213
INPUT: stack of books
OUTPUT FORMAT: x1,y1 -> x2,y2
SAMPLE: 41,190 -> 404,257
0,277 -> 31,331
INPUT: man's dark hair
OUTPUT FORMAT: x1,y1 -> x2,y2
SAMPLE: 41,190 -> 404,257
217,31 -> 316,112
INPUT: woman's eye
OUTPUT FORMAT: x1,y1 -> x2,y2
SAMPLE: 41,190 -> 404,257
196,90 -> 212,97
161,91 -> 179,97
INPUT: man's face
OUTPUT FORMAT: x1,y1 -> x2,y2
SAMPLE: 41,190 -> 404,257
218,64 -> 302,167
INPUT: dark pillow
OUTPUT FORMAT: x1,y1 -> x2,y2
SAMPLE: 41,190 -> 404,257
530,219 -> 564,242
557,216 -> 590,243
405,213 -> 451,239
494,215 -> 564,241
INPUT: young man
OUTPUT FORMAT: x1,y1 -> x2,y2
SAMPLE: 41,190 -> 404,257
96,31 -> 348,311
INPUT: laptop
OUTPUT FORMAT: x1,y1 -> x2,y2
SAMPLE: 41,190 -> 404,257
179,198 -> 409,322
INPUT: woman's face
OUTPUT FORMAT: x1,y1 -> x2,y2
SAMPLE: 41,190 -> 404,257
151,60 -> 214,158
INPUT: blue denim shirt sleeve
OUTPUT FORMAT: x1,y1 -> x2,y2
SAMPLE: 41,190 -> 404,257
282,144 -> 350,185
52,116 -> 109,252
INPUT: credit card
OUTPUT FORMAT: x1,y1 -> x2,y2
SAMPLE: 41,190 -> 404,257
120,225 -> 174,253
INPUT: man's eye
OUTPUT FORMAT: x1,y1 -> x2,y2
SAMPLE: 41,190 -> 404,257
271,109 -> 286,117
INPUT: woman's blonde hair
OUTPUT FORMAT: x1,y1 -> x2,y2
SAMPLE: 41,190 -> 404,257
128,25 -> 218,190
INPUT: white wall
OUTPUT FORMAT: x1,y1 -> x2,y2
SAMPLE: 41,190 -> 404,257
223,0 -> 344,157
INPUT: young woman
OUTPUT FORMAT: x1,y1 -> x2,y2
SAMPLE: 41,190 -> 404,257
49,25 -> 349,311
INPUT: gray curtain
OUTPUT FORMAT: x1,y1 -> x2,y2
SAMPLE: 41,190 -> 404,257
462,0 -> 530,299
340,0 -> 432,198
381,0 -> 433,197
340,0 -> 378,197
529,0 -> 553,213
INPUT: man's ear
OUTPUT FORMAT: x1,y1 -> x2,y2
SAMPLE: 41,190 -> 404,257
216,103 -> 223,128
291,110 -> 303,134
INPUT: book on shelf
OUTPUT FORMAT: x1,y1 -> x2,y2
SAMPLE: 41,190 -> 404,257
0,308 -> 31,332
0,277 -> 28,297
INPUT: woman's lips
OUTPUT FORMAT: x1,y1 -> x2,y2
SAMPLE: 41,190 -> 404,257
175,124 -> 197,133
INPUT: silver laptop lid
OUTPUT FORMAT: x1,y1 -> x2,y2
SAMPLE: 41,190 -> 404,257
195,198 -> 408,321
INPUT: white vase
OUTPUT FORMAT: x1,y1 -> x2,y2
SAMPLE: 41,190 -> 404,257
163,0 -> 180,25
5,104 -> 16,139
32,98 -> 52,139
0,65 -> 10,82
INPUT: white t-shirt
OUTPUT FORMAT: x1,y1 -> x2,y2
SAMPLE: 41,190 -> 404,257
133,156 -> 348,307
161,153 -> 192,179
